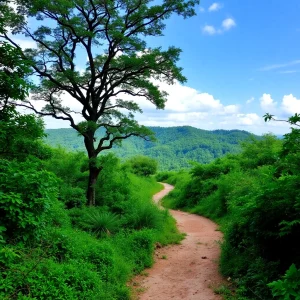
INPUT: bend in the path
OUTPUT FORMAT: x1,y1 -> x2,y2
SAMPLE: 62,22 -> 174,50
133,183 -> 225,300
153,183 -> 174,205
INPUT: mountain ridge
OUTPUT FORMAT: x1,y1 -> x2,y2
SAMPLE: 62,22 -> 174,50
45,126 -> 259,170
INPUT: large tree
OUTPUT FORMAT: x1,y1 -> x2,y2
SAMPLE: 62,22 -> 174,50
1,0 -> 199,205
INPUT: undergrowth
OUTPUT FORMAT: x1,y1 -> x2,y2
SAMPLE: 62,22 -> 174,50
0,152 -> 182,299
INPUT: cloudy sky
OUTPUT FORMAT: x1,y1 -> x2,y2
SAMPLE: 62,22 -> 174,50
14,0 -> 300,135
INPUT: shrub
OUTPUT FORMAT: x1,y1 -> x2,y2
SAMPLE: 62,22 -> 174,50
126,155 -> 158,177
58,185 -> 86,208
155,171 -> 177,182
81,209 -> 121,237
159,171 -> 190,209
118,229 -> 156,273
0,256 -> 112,299
44,147 -> 87,187
46,201 -> 71,229
268,264 -> 300,299
0,106 -> 51,161
159,135 -> 300,298
95,153 -> 131,208
123,200 -> 164,230
0,159 -> 58,243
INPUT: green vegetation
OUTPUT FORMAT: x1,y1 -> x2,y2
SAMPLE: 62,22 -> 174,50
2,104 -> 299,299
45,126 -> 256,170
0,107 -> 183,299
159,132 -> 300,299
125,155 -> 158,177
0,42 -> 32,107
2,1 -> 300,298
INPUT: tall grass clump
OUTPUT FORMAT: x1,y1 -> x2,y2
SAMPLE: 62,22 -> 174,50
81,209 -> 121,237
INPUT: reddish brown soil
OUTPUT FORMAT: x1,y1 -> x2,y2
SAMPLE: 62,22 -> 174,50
132,183 -> 225,300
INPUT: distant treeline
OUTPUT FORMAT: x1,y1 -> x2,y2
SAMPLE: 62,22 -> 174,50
45,126 -> 259,170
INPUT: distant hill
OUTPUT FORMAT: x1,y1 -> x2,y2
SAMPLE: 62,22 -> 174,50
45,126 -> 259,170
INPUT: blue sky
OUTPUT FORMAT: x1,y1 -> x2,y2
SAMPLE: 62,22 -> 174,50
165,0 -> 300,102
13,0 -> 300,134
134,0 -> 300,135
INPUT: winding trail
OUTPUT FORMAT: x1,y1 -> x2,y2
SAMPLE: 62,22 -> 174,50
132,183 -> 225,300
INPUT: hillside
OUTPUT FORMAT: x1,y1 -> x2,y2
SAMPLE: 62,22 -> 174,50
45,126 -> 258,170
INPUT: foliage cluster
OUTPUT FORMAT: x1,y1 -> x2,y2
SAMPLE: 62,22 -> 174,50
160,134 -> 300,299
0,42 -> 32,107
0,107 -> 51,161
125,155 -> 158,177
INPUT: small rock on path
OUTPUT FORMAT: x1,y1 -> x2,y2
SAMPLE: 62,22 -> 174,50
133,183 -> 225,300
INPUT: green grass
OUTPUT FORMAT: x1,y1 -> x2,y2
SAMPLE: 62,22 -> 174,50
81,210 -> 121,237
129,174 -> 164,200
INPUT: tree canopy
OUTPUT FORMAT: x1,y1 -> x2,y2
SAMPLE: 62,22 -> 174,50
0,42 -> 32,110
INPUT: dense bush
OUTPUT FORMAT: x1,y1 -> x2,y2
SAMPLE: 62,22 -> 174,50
126,155 -> 158,176
0,159 -> 58,243
0,107 -> 51,161
123,200 -> 164,230
44,148 -> 87,208
1,172 -> 181,299
95,153 -> 131,208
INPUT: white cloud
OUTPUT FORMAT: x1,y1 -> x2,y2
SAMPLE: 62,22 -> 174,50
259,60 -> 300,71
208,2 -> 222,12
202,18 -> 236,36
281,94 -> 300,115
246,97 -> 255,104
143,81 -> 238,115
24,81 -> 296,135
9,38 -> 37,50
223,105 -> 239,114
260,93 -> 277,112
222,18 -> 236,31
167,91 -> 223,112
134,82 -> 267,132
165,112 -> 209,123
236,113 -> 261,126
257,93 -> 300,120
278,70 -> 299,74
199,6 -> 205,13
202,25 -> 218,35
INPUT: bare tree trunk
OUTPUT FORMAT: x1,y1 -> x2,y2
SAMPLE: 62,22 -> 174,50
84,132 -> 101,206
87,166 -> 101,206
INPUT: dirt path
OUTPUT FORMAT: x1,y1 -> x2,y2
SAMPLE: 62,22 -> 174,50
133,183 -> 225,300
